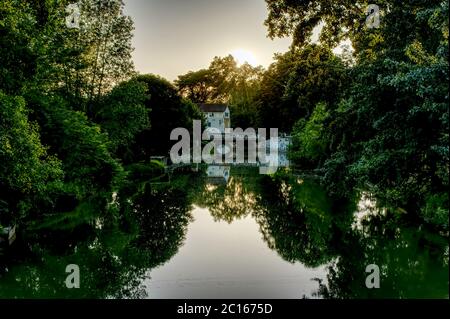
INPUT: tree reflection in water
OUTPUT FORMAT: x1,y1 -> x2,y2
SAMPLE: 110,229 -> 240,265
191,168 -> 449,298
315,212 -> 449,299
194,167 -> 264,223
0,173 -> 202,298
0,168 -> 447,298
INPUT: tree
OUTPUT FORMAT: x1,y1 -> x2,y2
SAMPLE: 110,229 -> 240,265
265,0 -> 382,49
228,63 -> 264,128
175,55 -> 239,104
0,0 -> 37,94
26,93 -> 123,201
132,74 -> 203,159
79,0 -> 135,108
264,0 -> 449,227
13,0 -> 136,114
95,79 -> 149,159
0,91 -> 63,225
177,55 -> 265,128
283,44 -> 346,118
323,2 -> 449,218
256,51 -> 297,131
256,44 -> 346,132
1,0 -> 206,233
176,69 -> 214,103
290,102 -> 331,167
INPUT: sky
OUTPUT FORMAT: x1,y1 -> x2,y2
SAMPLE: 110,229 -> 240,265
123,0 -> 292,81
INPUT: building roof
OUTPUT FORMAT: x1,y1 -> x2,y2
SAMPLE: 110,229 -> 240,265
199,104 -> 228,113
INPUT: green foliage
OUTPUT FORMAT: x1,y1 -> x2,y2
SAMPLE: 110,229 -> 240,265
257,44 -> 346,132
0,91 -> 63,223
422,193 -> 449,229
95,79 -> 149,158
132,74 -> 202,158
256,51 -> 298,131
30,94 -> 123,200
265,0 -> 449,228
0,0 -> 148,231
176,69 -> 213,103
125,161 -> 166,182
323,3 -> 449,218
283,45 -> 347,118
265,0 -> 354,46
291,102 -> 330,166
0,0 -> 448,297
78,0 -> 136,106
176,55 -> 264,128
228,63 -> 264,128
0,0 -> 37,94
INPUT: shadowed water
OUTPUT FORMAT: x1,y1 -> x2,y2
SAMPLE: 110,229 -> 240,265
0,167 -> 448,299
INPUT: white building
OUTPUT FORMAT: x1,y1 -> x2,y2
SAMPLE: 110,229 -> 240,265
263,136 -> 292,168
206,165 -> 231,184
266,136 -> 292,152
200,104 -> 230,134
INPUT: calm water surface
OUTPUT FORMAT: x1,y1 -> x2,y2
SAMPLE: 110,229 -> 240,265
146,207 -> 327,299
0,168 -> 448,298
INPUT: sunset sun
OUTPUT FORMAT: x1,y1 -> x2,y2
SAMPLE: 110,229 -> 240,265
231,49 -> 258,67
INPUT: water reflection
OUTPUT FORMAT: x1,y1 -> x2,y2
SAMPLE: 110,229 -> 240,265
125,183 -> 193,270
255,174 -> 448,298
145,207 -> 326,298
0,175 -> 198,298
315,211 -> 449,298
254,176 -> 338,268
0,168 -> 447,298
195,167 -> 263,223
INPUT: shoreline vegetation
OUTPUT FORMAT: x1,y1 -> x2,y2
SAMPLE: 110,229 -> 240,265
0,0 -> 448,298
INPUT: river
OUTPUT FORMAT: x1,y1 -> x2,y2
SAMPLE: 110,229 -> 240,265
0,167 -> 448,298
